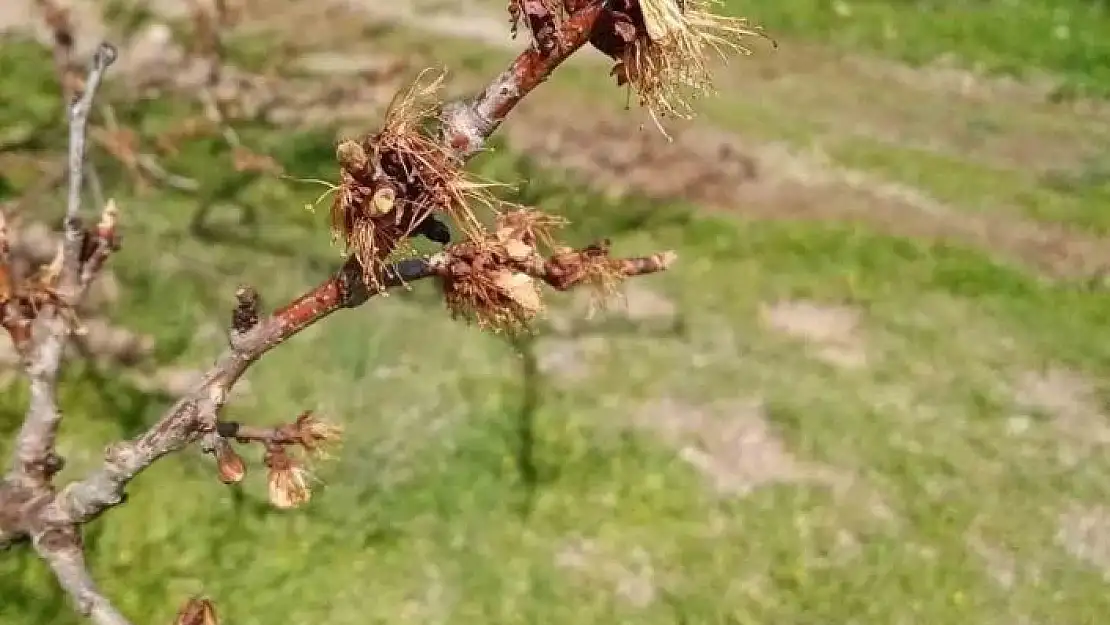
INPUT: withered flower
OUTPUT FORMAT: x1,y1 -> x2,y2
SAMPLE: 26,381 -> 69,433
97,198 -> 120,241
440,208 -> 566,332
507,0 -> 566,48
329,69 -> 499,291
264,447 -> 312,509
293,410 -> 344,459
601,0 -> 773,135
174,597 -> 218,625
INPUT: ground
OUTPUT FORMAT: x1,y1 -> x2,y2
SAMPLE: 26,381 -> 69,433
2,0 -> 1110,624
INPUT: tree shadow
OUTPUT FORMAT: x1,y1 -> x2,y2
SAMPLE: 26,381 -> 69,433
502,309 -> 688,519
506,332 -> 542,518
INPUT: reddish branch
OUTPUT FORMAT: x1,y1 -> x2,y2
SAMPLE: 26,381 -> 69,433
439,2 -> 603,156
0,2 -> 679,624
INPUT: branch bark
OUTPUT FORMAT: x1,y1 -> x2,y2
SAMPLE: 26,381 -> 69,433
7,43 -> 117,489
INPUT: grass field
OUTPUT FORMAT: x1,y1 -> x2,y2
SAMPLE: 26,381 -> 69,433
2,0 -> 1110,623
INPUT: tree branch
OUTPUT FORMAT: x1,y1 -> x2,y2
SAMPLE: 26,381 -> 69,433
63,43 -> 116,293
34,529 -> 132,625
44,2 -> 618,525
0,0 -> 697,621
6,43 -> 116,489
439,2 -> 603,157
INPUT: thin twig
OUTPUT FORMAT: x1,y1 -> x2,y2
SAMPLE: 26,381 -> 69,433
63,43 -> 116,293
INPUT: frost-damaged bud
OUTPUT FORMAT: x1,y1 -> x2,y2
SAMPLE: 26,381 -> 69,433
214,438 -> 246,484
370,186 -> 396,217
493,271 -> 542,315
174,597 -> 218,625
591,0 -> 773,136
264,446 -> 312,509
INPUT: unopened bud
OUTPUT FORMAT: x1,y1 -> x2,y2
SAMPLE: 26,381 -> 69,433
215,443 -> 246,485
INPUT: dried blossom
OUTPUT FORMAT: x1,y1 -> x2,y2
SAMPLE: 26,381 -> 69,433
440,209 -> 565,332
264,447 -> 312,509
293,411 -> 344,459
174,597 -> 219,625
507,0 -> 566,49
329,70 -> 500,292
596,0 -> 773,136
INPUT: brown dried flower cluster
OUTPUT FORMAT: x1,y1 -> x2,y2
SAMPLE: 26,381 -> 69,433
330,71 -> 497,291
0,202 -> 120,350
589,0 -> 773,134
215,411 -> 344,509
438,208 -> 633,332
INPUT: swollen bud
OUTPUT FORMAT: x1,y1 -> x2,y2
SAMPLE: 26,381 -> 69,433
215,440 -> 246,485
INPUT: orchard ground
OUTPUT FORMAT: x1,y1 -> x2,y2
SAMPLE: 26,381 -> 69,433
2,0 -> 1110,624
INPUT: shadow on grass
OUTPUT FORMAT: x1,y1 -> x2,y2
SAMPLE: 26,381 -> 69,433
503,311 -> 688,518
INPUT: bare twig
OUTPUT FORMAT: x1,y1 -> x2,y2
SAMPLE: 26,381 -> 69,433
1,40 -> 127,620
64,44 -> 117,292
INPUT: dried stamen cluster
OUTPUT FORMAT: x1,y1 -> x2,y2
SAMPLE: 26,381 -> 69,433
213,411 -> 343,509
330,71 -> 496,292
437,208 -> 675,332
584,0 -> 773,134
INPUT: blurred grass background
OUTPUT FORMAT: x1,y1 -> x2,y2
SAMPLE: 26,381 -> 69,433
2,1 -> 1110,624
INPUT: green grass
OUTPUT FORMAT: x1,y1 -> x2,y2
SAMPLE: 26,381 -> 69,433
3,7 -> 1110,624
727,0 -> 1110,98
